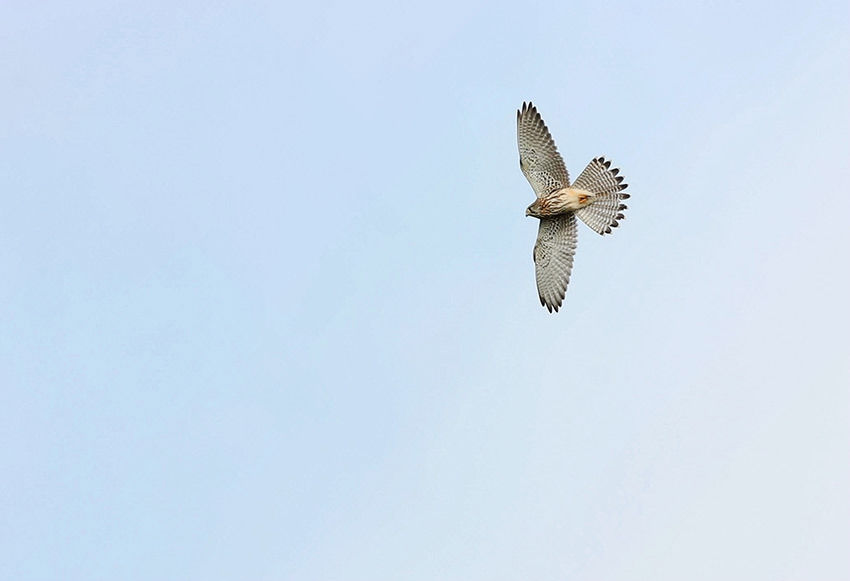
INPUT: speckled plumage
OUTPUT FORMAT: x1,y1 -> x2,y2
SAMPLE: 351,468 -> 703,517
517,102 -> 630,312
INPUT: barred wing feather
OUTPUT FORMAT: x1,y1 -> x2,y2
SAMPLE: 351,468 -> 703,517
517,102 -> 570,197
533,213 -> 578,313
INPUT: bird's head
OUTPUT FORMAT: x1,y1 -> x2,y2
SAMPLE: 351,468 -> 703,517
526,201 -> 541,218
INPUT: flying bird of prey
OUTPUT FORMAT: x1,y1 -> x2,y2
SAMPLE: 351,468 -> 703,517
517,102 -> 630,312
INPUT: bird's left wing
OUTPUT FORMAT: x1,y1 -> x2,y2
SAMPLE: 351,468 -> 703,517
533,213 -> 578,312
517,102 -> 570,198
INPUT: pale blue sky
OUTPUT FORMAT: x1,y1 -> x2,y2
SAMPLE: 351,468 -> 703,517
2,1 -> 848,579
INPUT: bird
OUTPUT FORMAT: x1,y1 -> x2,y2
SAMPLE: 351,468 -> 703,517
517,101 -> 630,313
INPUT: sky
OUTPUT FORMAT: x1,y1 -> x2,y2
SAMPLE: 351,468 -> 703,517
1,1 -> 848,579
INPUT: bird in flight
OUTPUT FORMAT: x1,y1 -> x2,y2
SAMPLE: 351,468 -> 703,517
517,102 -> 630,312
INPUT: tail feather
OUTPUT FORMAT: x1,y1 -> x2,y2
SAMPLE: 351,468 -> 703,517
573,156 -> 629,235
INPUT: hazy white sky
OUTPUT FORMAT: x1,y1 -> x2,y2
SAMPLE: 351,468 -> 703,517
2,1 -> 848,579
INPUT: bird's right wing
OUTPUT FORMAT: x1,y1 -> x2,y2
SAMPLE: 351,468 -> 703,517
533,213 -> 578,313
517,102 -> 570,198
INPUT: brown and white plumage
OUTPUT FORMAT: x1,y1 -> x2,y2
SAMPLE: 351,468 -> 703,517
517,102 -> 630,312
517,102 -> 570,197
533,213 -> 578,313
573,156 -> 629,235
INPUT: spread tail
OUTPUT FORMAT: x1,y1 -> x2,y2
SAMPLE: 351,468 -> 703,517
573,156 -> 629,235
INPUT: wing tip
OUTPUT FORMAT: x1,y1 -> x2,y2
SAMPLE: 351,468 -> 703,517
518,101 -> 540,121
539,292 -> 564,313
539,291 -> 565,313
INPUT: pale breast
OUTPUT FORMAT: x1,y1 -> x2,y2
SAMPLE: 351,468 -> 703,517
539,187 -> 593,215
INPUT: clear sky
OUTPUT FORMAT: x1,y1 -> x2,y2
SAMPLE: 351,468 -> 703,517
2,1 -> 848,579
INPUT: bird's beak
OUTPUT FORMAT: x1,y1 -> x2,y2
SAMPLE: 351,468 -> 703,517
525,208 -> 531,216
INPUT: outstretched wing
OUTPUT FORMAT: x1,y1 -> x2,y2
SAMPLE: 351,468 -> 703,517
533,213 -> 578,313
517,102 -> 570,198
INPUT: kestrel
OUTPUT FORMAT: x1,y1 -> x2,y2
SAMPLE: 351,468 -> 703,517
517,102 -> 630,312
